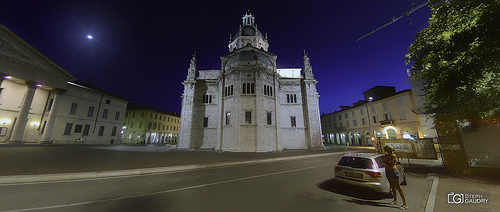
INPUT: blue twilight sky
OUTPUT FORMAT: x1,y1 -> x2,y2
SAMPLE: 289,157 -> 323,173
0,0 -> 430,115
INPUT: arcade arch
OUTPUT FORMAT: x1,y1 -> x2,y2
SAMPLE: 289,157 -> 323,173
384,126 -> 398,139
347,132 -> 354,145
354,132 -> 362,145
364,131 -> 371,146
340,133 -> 346,144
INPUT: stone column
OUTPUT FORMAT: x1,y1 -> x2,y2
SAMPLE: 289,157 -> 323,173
41,88 -> 67,143
9,81 -> 38,143
0,74 -> 6,143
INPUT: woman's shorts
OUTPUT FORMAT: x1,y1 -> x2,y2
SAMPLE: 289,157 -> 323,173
385,169 -> 400,180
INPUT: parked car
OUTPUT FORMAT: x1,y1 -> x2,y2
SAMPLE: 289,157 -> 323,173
334,153 -> 391,194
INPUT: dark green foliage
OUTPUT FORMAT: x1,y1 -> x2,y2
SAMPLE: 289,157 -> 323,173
406,0 -> 500,123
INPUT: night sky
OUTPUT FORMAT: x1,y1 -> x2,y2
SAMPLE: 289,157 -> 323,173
1,0 -> 430,115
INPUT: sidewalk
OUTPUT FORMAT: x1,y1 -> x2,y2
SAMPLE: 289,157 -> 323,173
342,146 -> 499,211
396,154 -> 499,212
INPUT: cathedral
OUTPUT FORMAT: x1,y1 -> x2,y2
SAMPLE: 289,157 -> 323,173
178,12 -> 323,152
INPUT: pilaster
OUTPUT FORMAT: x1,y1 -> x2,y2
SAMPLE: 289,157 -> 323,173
301,52 -> 324,150
178,80 -> 196,149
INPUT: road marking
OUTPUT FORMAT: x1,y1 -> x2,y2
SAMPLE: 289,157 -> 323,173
1,163 -> 333,212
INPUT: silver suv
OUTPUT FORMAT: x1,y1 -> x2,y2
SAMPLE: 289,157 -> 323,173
334,153 -> 390,194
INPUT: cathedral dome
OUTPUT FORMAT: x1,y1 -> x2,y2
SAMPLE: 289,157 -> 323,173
232,25 -> 263,41
225,49 -> 273,68
241,25 -> 256,36
228,11 -> 269,52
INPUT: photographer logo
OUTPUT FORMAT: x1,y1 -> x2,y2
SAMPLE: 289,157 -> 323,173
447,192 -> 464,204
447,192 -> 489,204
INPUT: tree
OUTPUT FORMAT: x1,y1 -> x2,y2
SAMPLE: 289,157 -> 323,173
406,0 -> 500,124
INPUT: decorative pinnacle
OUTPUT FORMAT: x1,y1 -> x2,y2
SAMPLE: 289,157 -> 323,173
242,10 -> 255,26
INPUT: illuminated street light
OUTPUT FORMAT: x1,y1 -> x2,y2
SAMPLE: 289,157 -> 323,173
87,35 -> 93,39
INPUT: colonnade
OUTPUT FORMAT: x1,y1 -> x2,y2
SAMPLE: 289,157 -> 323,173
1,73 -> 65,143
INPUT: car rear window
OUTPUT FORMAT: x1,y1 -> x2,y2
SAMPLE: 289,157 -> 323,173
338,157 -> 374,169
374,156 -> 385,169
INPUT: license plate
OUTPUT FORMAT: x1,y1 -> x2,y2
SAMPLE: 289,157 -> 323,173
345,172 -> 363,179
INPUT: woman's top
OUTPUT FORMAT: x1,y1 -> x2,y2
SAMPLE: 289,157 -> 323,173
384,152 -> 398,170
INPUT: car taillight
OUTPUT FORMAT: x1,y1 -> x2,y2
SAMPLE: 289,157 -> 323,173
365,171 -> 382,178
335,166 -> 342,172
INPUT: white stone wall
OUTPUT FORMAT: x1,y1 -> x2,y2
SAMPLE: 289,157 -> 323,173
49,85 -> 127,144
281,128 -> 307,149
178,81 -> 195,148
201,102 -> 218,149
303,82 -> 324,149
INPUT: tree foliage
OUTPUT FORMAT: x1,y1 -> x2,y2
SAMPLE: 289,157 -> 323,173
406,0 -> 500,123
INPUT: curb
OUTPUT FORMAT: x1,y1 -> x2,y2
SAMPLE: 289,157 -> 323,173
0,151 -> 353,184
424,174 -> 439,212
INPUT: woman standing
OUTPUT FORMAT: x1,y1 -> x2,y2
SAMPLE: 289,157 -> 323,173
383,145 -> 408,210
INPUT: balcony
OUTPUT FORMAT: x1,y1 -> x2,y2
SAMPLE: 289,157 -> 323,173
380,119 -> 394,126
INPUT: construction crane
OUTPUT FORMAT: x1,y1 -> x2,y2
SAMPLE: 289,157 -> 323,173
356,1 -> 428,41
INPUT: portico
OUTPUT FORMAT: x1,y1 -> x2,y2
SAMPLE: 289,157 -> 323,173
0,25 -> 76,143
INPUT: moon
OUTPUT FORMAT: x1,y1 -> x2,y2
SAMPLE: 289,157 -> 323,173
87,35 -> 93,39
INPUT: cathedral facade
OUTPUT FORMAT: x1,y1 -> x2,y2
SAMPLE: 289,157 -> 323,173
178,12 -> 323,152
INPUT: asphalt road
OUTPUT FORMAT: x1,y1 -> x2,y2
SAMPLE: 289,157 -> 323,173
0,153 -> 432,212
0,145 -> 354,176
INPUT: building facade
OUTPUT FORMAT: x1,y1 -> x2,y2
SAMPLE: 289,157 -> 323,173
407,69 -> 438,139
122,104 -> 180,144
321,86 -> 424,146
0,25 -> 128,144
178,12 -> 323,152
